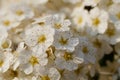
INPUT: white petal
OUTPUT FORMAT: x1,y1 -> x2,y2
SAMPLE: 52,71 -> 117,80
48,68 -> 61,80
73,57 -> 84,64
23,64 -> 33,74
13,60 -> 20,70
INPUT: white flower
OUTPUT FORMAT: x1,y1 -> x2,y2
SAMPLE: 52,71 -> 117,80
109,3 -> 120,23
0,38 -> 12,51
0,68 -> 30,80
53,31 -> 79,52
0,14 -> 20,30
0,51 -> 13,73
91,36 -> 113,59
10,3 -> 34,21
24,24 -> 54,53
82,64 -> 96,77
99,22 -> 120,45
77,37 -> 97,64
18,50 -> 48,74
75,66 -> 89,80
87,7 -> 109,35
72,7 -> 89,32
1,0 -> 120,79
13,42 -> 48,74
46,14 -> 71,32
55,50 -> 84,71
37,67 -> 61,80
28,14 -> 71,32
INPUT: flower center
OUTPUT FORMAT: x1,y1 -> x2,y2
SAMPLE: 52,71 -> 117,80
107,1 -> 113,7
3,20 -> 10,26
82,46 -> 89,54
10,70 -> 18,78
0,60 -> 3,67
54,23 -> 62,29
41,76 -> 50,80
16,10 -> 24,16
38,35 -> 46,44
29,56 -> 39,66
105,26 -> 115,37
38,22 -> 45,26
93,39 -> 102,48
63,52 -> 73,61
59,37 -> 68,45
1,41 -> 9,49
92,18 -> 100,26
78,16 -> 83,24
116,12 -> 120,20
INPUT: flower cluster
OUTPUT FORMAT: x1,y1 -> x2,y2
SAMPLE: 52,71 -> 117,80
0,0 -> 120,80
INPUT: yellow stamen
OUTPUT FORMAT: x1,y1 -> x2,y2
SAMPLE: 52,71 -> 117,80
116,12 -> 120,20
63,52 -> 73,61
82,46 -> 89,54
38,35 -> 46,44
93,39 -> 102,48
38,22 -> 45,26
10,70 -> 18,78
92,18 -> 100,26
78,16 -> 83,24
41,76 -> 50,80
0,60 -> 3,67
107,1 -> 113,7
3,20 -> 10,26
105,27 -> 115,37
1,41 -> 9,49
29,56 -> 39,66
16,10 -> 24,16
54,23 -> 62,29
59,37 -> 68,45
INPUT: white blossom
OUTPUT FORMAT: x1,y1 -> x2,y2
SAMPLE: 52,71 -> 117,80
0,51 -> 13,73
10,3 -> 34,21
53,31 -> 79,52
87,7 -> 109,35
24,24 -> 54,53
46,14 -> 71,32
72,7 -> 89,32
55,50 -> 84,71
